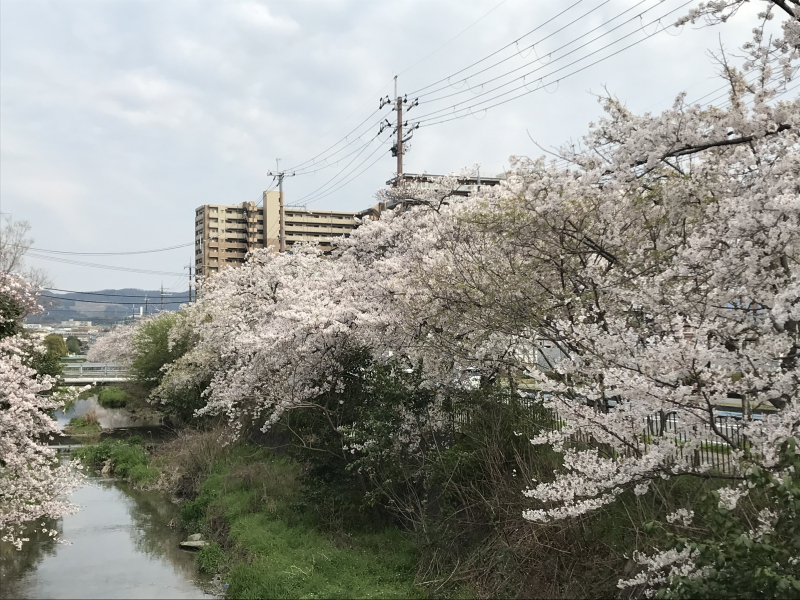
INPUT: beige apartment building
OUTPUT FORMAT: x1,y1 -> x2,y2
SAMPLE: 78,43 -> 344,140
195,191 -> 357,277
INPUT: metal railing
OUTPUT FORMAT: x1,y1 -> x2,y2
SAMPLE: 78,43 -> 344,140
62,362 -> 129,379
453,391 -> 753,475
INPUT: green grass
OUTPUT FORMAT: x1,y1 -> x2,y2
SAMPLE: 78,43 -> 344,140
72,438 -> 159,486
65,415 -> 101,433
97,386 -> 131,408
183,447 -> 424,599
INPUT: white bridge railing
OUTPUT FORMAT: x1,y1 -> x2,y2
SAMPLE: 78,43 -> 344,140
62,362 -> 129,382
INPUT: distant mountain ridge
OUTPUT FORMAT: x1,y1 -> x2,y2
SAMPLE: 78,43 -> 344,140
27,288 -> 191,324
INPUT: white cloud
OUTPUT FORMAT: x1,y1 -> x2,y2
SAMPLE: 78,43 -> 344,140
229,1 -> 299,32
0,0 -> 786,290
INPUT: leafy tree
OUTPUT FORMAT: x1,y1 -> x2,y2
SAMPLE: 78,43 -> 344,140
130,312 -> 192,387
65,336 -> 81,354
43,334 -> 68,358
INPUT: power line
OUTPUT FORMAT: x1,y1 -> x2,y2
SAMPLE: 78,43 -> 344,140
27,242 -> 193,256
38,293 -> 188,306
284,107 -> 389,173
45,288 -> 190,298
415,1 -> 695,129
406,0 -> 590,96
26,252 -> 185,276
414,0 -> 629,103
293,131 -> 389,204
273,2 -> 583,181
397,0 -> 512,78
411,0 -> 695,127
305,140 -> 391,207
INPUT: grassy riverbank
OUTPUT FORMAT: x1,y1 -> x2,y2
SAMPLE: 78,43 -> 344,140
184,447 -> 424,599
74,429 -> 750,599
74,436 -> 428,599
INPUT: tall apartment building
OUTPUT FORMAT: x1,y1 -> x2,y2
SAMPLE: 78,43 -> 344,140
195,191 -> 357,277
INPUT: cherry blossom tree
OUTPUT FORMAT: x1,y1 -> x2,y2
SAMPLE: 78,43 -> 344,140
124,9 -> 799,593
0,272 -> 81,549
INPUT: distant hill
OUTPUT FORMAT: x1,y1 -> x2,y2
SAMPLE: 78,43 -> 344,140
27,288 -> 192,325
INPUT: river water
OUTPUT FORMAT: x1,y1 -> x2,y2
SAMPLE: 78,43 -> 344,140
0,474 -> 214,599
54,396 -> 163,430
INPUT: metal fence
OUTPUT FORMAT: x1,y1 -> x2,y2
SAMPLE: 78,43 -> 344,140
453,391 -> 748,475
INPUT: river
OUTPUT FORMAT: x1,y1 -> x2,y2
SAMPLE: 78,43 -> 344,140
0,474 -> 214,599
1,396 -> 214,599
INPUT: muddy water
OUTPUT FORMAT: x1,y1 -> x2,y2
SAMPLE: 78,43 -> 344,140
0,476 -> 213,599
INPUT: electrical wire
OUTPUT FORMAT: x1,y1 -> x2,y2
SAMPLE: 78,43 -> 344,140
397,0 -> 511,78
38,293 -> 189,305
26,252 -> 185,276
284,107 -> 389,173
271,2 -> 585,178
304,140 -> 391,207
415,0 -> 636,102
27,242 -> 193,256
293,131 -> 389,204
45,288 -> 190,298
406,0 -> 590,96
415,1 -> 695,129
411,0 -> 695,127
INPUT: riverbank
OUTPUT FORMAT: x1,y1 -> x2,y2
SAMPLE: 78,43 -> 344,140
74,434 -> 430,599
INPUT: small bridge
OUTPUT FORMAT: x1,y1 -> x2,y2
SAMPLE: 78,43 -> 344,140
62,362 -> 129,384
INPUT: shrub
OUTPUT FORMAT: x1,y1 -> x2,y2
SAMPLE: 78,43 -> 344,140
150,427 -> 234,498
97,387 -> 130,408
67,410 -> 101,432
73,439 -> 158,486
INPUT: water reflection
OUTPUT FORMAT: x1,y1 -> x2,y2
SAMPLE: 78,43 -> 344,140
0,476 -> 212,599
54,397 -> 163,430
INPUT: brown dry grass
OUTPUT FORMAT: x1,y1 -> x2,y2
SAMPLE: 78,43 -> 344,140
151,426 -> 235,498
82,409 -> 99,426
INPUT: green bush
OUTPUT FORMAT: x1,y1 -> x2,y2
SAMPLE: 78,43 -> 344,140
659,439 -> 800,599
97,387 -> 130,408
73,439 -> 158,486
66,415 -> 101,433
131,312 -> 192,387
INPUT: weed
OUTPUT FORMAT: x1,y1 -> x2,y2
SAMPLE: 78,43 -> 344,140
97,387 -> 130,408
183,445 -> 423,599
66,410 -> 101,433
73,439 -> 158,486
197,542 -> 225,574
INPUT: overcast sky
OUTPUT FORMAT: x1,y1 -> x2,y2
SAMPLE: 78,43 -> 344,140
1,0 -> 776,292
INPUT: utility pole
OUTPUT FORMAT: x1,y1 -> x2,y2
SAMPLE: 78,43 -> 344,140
160,283 -> 164,311
384,76 -> 418,188
186,261 -> 194,303
395,77 -> 403,182
144,295 -> 149,316
267,160 -> 296,252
